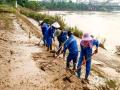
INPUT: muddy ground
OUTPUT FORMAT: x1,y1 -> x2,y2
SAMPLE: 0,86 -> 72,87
0,13 -> 120,90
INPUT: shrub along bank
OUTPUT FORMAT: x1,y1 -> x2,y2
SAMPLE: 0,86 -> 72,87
19,6 -> 83,38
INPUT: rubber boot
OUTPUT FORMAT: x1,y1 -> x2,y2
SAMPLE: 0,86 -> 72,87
73,63 -> 76,71
50,45 -> 52,50
47,47 -> 50,51
66,62 -> 70,71
84,75 -> 89,84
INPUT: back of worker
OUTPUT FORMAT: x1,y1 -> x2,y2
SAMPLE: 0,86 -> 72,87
76,33 -> 99,83
39,21 -> 49,46
57,31 -> 67,47
63,31 -> 78,70
46,26 -> 56,51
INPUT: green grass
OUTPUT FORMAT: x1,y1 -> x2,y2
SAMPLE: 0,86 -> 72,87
68,26 -> 83,38
0,13 -> 13,30
0,4 -> 16,13
0,4 -> 16,30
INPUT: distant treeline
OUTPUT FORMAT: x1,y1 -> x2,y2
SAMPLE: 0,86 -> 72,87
0,0 -> 120,11
17,0 -> 120,11
0,0 -> 16,6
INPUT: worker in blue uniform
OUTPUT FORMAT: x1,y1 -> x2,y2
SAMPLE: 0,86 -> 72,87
46,25 -> 56,51
39,21 -> 49,46
76,33 -> 99,82
56,31 -> 68,55
62,31 -> 78,70
46,22 -> 60,51
57,31 -> 68,47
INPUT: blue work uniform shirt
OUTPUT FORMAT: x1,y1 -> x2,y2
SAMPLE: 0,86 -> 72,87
58,31 -> 67,43
46,26 -> 55,39
63,35 -> 78,54
45,26 -> 56,47
41,23 -> 49,36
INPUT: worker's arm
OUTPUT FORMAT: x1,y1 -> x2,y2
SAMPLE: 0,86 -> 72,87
61,39 -> 70,59
93,39 -> 99,54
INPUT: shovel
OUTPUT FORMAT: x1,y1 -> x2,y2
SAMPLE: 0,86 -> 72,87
63,53 -> 95,83
50,39 -> 68,55
63,69 -> 75,83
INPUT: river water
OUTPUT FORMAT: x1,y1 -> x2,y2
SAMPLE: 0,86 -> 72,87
40,11 -> 120,53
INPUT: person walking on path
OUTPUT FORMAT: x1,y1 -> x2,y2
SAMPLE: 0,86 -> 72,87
76,33 -> 99,82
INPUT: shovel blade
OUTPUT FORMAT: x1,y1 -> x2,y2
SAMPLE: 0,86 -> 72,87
50,50 -> 56,53
63,77 -> 72,83
40,66 -> 45,71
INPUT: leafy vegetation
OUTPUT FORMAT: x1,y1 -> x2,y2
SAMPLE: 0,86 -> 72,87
68,26 -> 83,38
19,6 -> 83,38
0,13 -> 13,30
0,1 -> 83,38
0,4 -> 16,13
19,6 -> 66,29
0,0 -> 16,7
17,0 -> 120,11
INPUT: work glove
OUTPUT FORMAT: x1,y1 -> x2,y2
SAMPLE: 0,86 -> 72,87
94,48 -> 98,54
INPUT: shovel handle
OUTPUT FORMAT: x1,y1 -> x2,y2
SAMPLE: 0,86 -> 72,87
76,53 -> 95,72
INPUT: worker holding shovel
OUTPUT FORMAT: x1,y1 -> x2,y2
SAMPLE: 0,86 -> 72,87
61,31 -> 78,71
46,22 -> 60,51
76,33 -> 99,83
56,31 -> 68,55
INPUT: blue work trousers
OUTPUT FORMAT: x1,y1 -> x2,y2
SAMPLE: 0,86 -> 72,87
46,37 -> 52,48
76,47 -> 92,79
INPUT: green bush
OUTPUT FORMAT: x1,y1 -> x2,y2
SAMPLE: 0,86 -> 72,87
69,26 -> 83,38
19,6 -> 83,38
19,6 -> 66,29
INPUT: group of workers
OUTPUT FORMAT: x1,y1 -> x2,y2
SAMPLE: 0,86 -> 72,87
39,20 -> 99,83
